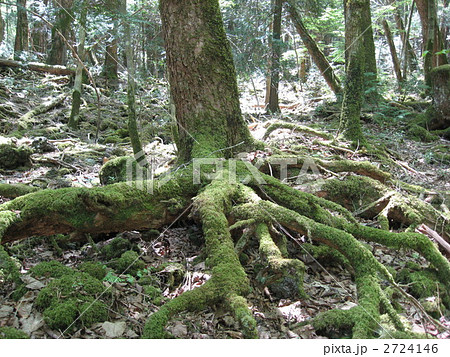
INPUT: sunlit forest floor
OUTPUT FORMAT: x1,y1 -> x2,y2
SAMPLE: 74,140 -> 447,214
0,68 -> 449,338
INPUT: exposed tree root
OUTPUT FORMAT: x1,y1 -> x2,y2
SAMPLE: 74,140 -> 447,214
1,160 -> 449,338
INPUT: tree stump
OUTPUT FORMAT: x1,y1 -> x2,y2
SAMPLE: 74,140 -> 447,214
430,64 -> 450,130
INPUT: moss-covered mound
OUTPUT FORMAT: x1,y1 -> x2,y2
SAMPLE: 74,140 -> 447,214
110,250 -> 145,275
78,261 -> 108,280
101,236 -> 137,260
0,327 -> 29,339
35,271 -> 110,332
0,143 -> 32,169
31,260 -> 74,279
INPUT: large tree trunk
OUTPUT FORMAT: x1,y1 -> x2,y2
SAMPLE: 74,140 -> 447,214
414,0 -> 448,86
286,0 -> 342,95
14,0 -> 29,60
159,0 -> 254,163
340,0 -> 365,144
361,0 -> 377,78
47,0 -> 73,65
265,0 -> 282,114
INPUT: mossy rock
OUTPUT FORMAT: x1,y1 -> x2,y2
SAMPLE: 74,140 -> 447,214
99,156 -> 151,185
35,271 -> 107,310
43,299 -> 78,331
407,124 -> 438,142
30,261 -> 74,279
0,245 -> 21,284
0,327 -> 29,339
110,250 -> 145,275
78,261 -> 107,280
144,285 -> 164,305
101,237 -> 134,260
0,144 -> 32,169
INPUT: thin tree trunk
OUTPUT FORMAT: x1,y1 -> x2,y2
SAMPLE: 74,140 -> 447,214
121,0 -> 146,165
361,0 -> 377,78
392,1 -> 417,72
0,6 -> 5,45
286,0 -> 341,95
381,19 -> 403,85
68,0 -> 88,129
14,0 -> 28,60
266,0 -> 282,114
340,0 -> 365,145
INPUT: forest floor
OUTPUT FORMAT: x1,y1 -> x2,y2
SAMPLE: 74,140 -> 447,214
0,68 -> 449,339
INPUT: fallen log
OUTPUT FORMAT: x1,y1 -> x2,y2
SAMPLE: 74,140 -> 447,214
18,92 -> 67,129
0,59 -> 75,76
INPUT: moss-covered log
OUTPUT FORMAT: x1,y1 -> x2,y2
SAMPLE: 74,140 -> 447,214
0,169 -> 196,244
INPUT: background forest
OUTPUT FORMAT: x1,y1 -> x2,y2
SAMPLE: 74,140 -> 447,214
0,0 -> 449,340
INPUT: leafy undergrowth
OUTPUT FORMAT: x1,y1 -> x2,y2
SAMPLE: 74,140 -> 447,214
1,69 -> 449,339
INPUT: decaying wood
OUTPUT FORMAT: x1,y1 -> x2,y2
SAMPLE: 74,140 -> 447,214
18,92 -> 67,129
0,59 -> 75,76
416,224 -> 450,255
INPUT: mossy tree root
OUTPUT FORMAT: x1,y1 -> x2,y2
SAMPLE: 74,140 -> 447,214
232,199 -> 394,338
0,170 -> 197,244
143,176 -> 257,338
254,172 -> 450,289
254,223 -> 306,298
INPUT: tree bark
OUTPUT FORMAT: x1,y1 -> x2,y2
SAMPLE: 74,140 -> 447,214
381,19 -> 403,85
0,6 -> 5,45
47,0 -> 73,65
121,0 -> 146,164
266,0 -> 282,114
102,0 -> 120,89
340,0 -> 365,144
14,0 -> 29,60
159,0 -> 254,163
286,0 -> 342,95
414,0 -> 448,86
68,0 -> 88,129
392,1 -> 418,72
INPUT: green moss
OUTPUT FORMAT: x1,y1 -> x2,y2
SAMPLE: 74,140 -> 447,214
0,183 -> 40,198
101,237 -> 133,260
0,327 -> 29,339
312,309 -> 355,338
396,268 -> 449,308
322,176 -> 385,211
43,299 -> 78,331
110,250 -> 145,275
407,124 -> 438,142
302,242 -> 349,266
35,271 -> 106,310
31,260 -> 74,279
78,261 -> 107,280
0,144 -> 32,169
78,298 -> 109,326
0,245 -> 21,285
144,285 -> 163,305
99,156 -> 151,185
